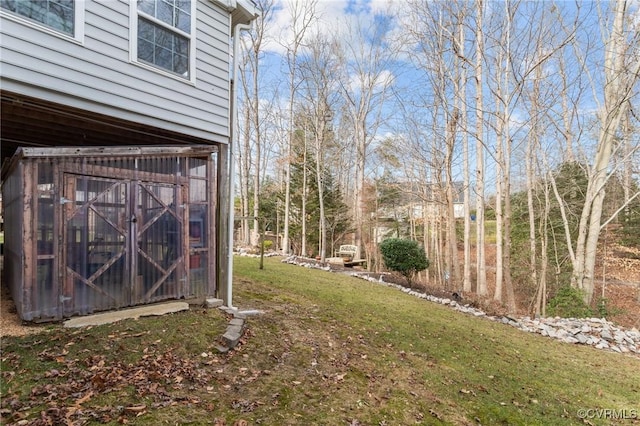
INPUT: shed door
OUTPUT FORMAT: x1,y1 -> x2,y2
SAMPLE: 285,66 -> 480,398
134,180 -> 185,303
63,174 -> 185,314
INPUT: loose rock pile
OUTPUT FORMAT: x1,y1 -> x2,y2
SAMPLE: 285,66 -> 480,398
281,255 -> 640,356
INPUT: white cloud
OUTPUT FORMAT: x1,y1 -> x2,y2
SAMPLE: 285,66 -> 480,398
262,0 -> 348,55
348,68 -> 395,93
261,0 -> 396,56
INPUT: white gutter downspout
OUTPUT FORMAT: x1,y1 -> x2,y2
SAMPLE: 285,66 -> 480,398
226,22 -> 252,308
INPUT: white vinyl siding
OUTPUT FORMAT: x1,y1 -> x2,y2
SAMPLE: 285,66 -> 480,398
0,0 -> 231,143
0,0 -> 84,42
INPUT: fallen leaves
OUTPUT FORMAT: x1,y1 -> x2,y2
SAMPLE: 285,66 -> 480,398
334,372 -> 347,382
2,348 -> 212,424
459,388 -> 478,397
230,399 -> 264,413
124,404 -> 147,415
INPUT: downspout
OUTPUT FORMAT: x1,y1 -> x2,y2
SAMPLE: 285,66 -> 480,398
226,22 -> 252,308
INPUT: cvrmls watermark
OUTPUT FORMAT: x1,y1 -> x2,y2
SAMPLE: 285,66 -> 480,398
577,408 -> 638,420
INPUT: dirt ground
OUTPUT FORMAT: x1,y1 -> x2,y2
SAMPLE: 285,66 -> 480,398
595,243 -> 640,329
0,285 -> 50,337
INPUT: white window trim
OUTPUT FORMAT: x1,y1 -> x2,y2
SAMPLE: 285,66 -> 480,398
129,0 -> 197,84
0,0 -> 84,44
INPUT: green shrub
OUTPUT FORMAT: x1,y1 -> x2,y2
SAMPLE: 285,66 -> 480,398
546,286 -> 592,318
595,297 -> 623,318
262,240 -> 273,251
379,238 -> 429,286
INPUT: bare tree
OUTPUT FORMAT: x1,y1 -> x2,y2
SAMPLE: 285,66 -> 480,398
337,17 -> 395,261
237,0 -> 276,248
572,0 -> 640,303
299,33 -> 341,261
281,0 -> 318,255
456,16 -> 472,294
238,47 -> 252,246
474,0 -> 488,296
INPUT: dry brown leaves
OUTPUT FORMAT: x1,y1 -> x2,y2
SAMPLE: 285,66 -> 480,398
2,348 -> 210,425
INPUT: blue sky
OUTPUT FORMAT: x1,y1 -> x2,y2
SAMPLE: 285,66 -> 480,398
244,0 -> 639,193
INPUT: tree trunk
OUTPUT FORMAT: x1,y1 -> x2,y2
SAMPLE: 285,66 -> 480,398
251,70 -> 261,247
301,130 -> 308,257
445,109 -> 459,290
459,19 -> 472,294
280,1 -> 318,256
240,107 -> 251,245
474,0 -> 487,296
572,0 -> 640,303
316,112 -> 327,261
526,68 -> 540,313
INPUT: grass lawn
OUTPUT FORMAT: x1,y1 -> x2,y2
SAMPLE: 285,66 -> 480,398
1,256 -> 639,425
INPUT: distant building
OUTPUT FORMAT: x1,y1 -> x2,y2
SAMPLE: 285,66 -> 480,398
370,181 -> 465,243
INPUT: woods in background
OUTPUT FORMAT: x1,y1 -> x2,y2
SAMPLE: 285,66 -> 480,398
234,0 -> 640,313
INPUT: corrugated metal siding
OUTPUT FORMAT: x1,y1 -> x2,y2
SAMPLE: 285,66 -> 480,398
2,148 -> 218,322
0,0 -> 231,143
35,161 -> 59,319
3,163 -> 26,318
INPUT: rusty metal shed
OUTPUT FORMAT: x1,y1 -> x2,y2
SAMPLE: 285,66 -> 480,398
2,145 -> 219,322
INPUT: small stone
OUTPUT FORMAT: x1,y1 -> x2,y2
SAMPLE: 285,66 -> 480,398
229,318 -> 245,327
575,334 -> 589,344
600,330 -> 613,341
222,330 -> 242,348
227,324 -> 244,335
205,298 -> 224,308
614,331 -> 626,343
215,344 -> 230,354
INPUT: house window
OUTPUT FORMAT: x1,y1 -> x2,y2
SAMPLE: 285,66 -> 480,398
0,0 -> 75,37
135,0 -> 194,79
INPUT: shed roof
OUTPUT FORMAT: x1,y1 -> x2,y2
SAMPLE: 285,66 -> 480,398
14,145 -> 218,159
1,145 -> 218,182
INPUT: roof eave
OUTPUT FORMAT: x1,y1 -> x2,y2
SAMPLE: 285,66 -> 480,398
210,0 -> 259,26
233,0 -> 259,26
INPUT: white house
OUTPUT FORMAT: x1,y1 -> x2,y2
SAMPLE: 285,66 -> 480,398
0,0 -> 258,321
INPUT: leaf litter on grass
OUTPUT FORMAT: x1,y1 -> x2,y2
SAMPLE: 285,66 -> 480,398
2,256 -> 640,425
